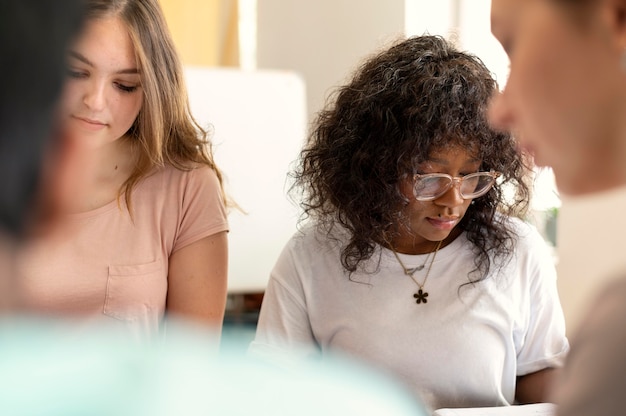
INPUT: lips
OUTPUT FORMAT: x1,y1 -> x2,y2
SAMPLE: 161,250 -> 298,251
75,116 -> 105,125
427,216 -> 459,230
72,115 -> 107,131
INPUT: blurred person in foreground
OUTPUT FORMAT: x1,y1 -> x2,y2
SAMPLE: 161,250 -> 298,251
0,1 -> 427,415
0,0 -> 87,308
489,0 -> 626,415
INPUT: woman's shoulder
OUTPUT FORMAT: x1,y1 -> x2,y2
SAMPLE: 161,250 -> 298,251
497,214 -> 556,266
285,221 -> 345,254
163,162 -> 218,178
144,163 -> 220,188
496,212 -> 526,228
497,213 -> 540,241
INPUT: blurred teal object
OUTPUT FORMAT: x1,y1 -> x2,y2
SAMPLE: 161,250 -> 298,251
0,317 -> 427,416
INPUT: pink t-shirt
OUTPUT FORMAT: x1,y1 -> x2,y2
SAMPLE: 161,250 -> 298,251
16,164 -> 229,341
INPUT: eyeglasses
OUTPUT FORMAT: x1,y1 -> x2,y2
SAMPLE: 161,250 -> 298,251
412,170 -> 500,201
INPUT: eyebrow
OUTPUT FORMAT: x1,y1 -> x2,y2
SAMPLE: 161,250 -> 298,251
68,51 -> 140,75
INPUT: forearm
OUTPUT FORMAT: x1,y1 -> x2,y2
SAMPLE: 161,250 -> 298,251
516,367 -> 560,404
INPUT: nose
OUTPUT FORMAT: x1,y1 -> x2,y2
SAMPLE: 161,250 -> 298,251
83,80 -> 106,111
434,180 -> 465,207
487,90 -> 513,133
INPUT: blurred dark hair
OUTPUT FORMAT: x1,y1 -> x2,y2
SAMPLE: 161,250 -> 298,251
291,35 -> 531,281
0,0 -> 85,236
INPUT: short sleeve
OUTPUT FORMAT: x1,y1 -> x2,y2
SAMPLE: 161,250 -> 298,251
515,223 -> 569,375
172,166 -> 229,252
248,234 -> 322,365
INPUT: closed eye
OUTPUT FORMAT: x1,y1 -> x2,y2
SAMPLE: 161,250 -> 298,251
66,68 -> 88,79
115,82 -> 139,93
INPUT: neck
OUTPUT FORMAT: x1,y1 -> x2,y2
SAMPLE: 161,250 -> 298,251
390,227 -> 460,255
90,138 -> 135,182
67,138 -> 137,213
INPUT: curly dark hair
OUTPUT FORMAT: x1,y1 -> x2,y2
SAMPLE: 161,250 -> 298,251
291,35 -> 531,282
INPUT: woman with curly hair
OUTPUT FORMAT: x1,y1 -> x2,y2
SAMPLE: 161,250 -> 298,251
250,35 -> 568,411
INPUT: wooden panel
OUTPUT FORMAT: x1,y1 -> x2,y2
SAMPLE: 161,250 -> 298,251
160,0 -> 222,66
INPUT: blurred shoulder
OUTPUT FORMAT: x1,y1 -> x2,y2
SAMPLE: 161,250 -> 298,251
145,164 -> 221,188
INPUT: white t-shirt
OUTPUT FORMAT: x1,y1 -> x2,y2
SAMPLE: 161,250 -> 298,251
250,216 -> 569,412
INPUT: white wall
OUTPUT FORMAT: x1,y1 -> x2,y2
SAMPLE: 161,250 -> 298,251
184,67 -> 306,294
256,0 -> 510,126
455,0 -> 509,87
257,0 -> 406,122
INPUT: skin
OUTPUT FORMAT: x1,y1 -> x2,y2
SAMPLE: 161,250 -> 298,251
393,146 -> 478,254
516,368 -> 558,405
488,0 -> 626,196
60,16 -> 142,212
58,16 -> 227,328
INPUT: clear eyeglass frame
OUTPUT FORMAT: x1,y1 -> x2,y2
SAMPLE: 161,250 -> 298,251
412,170 -> 501,201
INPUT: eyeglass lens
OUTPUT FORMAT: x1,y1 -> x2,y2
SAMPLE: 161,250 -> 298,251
414,173 -> 494,200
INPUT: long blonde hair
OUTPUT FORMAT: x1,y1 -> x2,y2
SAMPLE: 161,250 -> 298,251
84,0 -> 225,209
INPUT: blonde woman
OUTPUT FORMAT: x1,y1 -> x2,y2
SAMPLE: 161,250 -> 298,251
17,0 -> 229,342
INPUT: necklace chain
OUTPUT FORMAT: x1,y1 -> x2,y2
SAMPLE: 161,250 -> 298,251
392,240 -> 444,304
400,247 -> 435,276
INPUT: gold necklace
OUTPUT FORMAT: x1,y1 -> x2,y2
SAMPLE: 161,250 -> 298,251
392,240 -> 444,304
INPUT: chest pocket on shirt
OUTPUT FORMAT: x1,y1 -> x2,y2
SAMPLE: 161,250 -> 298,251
104,259 -> 167,323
